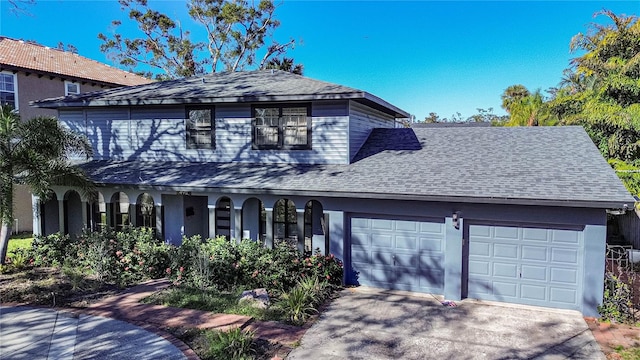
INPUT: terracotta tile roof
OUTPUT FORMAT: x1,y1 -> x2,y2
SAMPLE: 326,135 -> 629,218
0,36 -> 152,86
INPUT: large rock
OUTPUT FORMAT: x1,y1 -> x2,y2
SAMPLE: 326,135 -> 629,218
239,288 -> 270,309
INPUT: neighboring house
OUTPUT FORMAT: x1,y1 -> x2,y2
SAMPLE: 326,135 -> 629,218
0,36 -> 151,233
33,70 -> 633,317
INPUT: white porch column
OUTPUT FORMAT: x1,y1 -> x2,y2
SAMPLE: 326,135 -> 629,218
129,204 -> 137,227
32,195 -> 41,236
208,205 -> 216,239
234,207 -> 242,242
81,201 -> 88,230
296,209 -> 305,253
265,208 -> 273,248
57,199 -> 65,234
155,204 -> 163,240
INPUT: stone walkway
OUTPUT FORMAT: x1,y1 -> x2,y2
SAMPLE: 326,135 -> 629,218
586,317 -> 640,355
2,278 -> 308,359
81,279 -> 307,348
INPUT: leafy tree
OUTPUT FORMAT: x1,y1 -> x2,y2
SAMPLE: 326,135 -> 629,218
467,108 -> 509,125
423,112 -> 442,123
0,106 -> 94,264
549,10 -> 640,195
99,0 -> 298,80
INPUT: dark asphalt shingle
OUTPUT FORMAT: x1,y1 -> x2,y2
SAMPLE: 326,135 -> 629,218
32,70 -> 408,117
79,126 -> 633,208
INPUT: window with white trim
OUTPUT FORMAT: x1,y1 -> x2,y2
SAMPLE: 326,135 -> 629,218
65,81 -> 80,95
0,72 -> 17,109
186,107 -> 214,149
252,104 -> 311,150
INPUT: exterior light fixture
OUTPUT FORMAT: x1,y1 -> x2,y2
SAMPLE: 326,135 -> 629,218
452,211 -> 460,230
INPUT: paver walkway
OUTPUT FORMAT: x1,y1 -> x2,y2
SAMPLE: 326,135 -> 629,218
586,317 -> 640,355
82,279 -> 306,348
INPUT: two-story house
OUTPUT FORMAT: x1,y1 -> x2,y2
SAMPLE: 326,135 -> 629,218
33,70 -> 632,317
0,36 -> 151,233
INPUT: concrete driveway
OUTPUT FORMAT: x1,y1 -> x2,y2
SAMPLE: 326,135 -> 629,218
288,287 -> 604,360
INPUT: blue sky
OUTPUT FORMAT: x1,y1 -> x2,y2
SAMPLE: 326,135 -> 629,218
1,1 -> 638,119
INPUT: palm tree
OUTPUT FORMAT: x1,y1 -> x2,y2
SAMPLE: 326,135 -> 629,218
0,105 -> 94,264
263,57 -> 304,75
501,85 -> 530,113
507,90 -> 558,127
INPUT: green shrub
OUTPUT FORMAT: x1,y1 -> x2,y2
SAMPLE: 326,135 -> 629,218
598,272 -> 635,323
297,275 -> 332,307
31,233 -> 72,266
8,248 -> 29,270
205,327 -> 255,360
278,285 -> 317,326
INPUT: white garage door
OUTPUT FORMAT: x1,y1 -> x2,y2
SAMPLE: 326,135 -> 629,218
467,224 -> 584,311
350,216 -> 445,293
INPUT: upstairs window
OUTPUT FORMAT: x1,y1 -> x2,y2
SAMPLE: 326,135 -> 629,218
252,105 -> 311,150
186,107 -> 214,149
0,72 -> 17,109
65,81 -> 80,95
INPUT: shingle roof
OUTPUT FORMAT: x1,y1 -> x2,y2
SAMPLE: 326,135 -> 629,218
32,70 -> 409,118
0,37 -> 152,87
77,126 -> 633,209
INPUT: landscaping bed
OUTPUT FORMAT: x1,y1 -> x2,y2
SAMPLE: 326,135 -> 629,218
1,228 -> 344,359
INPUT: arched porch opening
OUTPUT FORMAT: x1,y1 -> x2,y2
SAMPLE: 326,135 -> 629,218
273,198 -> 297,247
63,190 -> 83,236
40,191 -> 59,236
136,193 -> 156,229
215,197 -> 233,240
110,192 -> 130,231
90,192 -> 107,231
304,200 -> 328,254
241,197 -> 266,242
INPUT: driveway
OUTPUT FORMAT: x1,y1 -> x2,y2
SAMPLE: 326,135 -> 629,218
288,287 -> 604,360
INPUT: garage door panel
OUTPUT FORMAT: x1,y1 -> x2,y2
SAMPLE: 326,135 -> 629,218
467,224 -> 583,311
493,263 -> 518,278
522,228 -> 549,242
469,260 -> 490,276
350,215 -> 444,293
521,284 -> 546,301
395,235 -> 417,250
420,222 -> 444,234
550,287 -> 577,304
351,249 -> 371,264
522,246 -> 547,261
372,235 -> 393,248
470,224 -> 491,237
552,230 -> 580,244
550,248 -> 579,264
493,281 -> 518,298
494,244 -> 518,259
395,220 -> 418,231
494,226 -> 519,239
351,231 -> 369,246
521,265 -> 547,281
470,241 -> 491,257
371,219 -> 393,230
420,237 -> 442,252
550,268 -> 577,283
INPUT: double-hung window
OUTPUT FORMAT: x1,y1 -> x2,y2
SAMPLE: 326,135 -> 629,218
0,72 -> 17,109
186,107 -> 214,149
252,104 -> 311,150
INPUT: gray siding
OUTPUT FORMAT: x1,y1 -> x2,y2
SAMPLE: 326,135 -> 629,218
348,101 -> 396,161
59,101 -> 351,164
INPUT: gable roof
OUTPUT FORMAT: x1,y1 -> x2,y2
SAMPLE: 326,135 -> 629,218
77,126 -> 633,209
32,70 -> 409,118
0,36 -> 152,87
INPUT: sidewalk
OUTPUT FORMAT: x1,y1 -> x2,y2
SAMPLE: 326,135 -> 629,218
1,279 -> 308,360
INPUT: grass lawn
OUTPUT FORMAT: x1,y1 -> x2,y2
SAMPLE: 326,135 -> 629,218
613,346 -> 640,360
7,236 -> 33,255
143,286 -> 285,322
